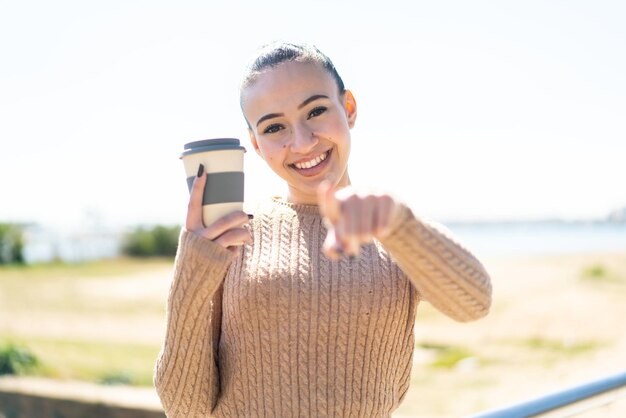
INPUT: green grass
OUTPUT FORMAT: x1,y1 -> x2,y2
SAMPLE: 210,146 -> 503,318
0,335 -> 160,386
0,256 -> 173,281
417,342 -> 476,369
0,256 -> 171,315
521,337 -> 601,354
0,257 -> 171,386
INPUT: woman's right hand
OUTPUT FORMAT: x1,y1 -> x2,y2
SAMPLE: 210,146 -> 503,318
185,164 -> 252,254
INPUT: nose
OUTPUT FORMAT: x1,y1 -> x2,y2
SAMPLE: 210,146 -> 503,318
290,124 -> 318,154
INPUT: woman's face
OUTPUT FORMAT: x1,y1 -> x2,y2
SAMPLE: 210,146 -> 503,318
241,61 -> 357,205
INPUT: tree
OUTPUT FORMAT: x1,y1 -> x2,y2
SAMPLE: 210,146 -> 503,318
0,223 -> 25,264
122,225 -> 180,257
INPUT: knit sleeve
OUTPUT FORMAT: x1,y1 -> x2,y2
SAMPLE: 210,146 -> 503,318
153,228 -> 235,417
379,204 -> 492,322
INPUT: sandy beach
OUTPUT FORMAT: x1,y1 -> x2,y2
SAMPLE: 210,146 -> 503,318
395,251 -> 626,417
2,251 -> 626,417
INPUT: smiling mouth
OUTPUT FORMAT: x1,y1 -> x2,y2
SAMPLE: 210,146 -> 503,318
290,149 -> 331,170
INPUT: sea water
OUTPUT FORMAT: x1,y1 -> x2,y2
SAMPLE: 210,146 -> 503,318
445,221 -> 626,258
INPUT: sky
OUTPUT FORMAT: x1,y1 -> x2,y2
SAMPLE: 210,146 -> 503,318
1,0 -> 625,230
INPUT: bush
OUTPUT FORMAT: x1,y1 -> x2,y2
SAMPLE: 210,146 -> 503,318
122,225 -> 181,257
0,223 -> 25,264
582,264 -> 607,279
581,263 -> 624,283
0,342 -> 39,375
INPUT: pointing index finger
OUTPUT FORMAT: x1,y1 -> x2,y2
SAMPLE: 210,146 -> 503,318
318,180 -> 341,223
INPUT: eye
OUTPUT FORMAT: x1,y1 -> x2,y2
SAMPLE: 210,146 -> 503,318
307,106 -> 327,119
263,123 -> 283,134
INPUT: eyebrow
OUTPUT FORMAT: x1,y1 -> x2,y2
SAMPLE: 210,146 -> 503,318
297,94 -> 329,109
255,94 -> 330,127
256,113 -> 283,127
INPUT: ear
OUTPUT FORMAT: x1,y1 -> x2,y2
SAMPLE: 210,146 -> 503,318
343,89 -> 357,129
248,128 -> 263,157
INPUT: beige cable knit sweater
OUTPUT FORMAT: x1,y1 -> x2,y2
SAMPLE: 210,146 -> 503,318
154,197 -> 492,418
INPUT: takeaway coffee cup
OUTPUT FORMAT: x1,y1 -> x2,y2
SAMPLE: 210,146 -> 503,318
180,138 -> 246,227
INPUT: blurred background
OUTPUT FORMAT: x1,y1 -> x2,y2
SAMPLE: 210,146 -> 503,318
1,1 -> 625,417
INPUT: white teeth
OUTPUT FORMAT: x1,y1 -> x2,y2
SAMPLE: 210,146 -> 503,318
294,151 -> 328,169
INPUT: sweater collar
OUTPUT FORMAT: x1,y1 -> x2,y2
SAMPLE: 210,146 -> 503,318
271,196 -> 322,216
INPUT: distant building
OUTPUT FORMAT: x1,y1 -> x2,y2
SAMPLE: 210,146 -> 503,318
22,224 -> 125,264
607,207 -> 626,223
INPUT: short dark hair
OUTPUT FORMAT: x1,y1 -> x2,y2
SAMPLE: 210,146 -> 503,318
240,42 -> 346,101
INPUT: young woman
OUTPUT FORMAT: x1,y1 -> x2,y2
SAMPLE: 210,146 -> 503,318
154,43 -> 492,418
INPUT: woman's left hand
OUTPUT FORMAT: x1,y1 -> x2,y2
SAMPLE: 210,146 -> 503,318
318,181 -> 401,259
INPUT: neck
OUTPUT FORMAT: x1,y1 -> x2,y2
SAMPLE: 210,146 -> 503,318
287,172 -> 351,205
